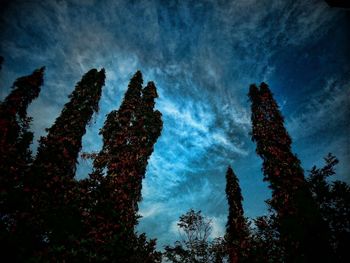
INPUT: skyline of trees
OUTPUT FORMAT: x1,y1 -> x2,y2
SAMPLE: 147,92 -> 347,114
0,65 -> 163,262
0,62 -> 348,262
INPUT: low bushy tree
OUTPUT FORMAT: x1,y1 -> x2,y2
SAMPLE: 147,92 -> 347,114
164,209 -> 227,263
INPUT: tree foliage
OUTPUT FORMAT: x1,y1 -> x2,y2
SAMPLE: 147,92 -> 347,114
225,166 -> 250,263
164,209 -> 226,263
248,82 -> 333,262
307,153 -> 350,263
0,67 -> 45,261
21,68 -> 105,258
1,65 -> 350,263
0,68 -> 162,262
249,210 -> 285,263
79,71 -> 163,262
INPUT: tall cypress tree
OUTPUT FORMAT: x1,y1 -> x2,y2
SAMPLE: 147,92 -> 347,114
33,68 -> 105,178
0,67 -> 44,216
90,71 -> 144,247
0,67 -> 45,168
248,83 -> 333,262
0,67 -> 45,261
87,71 -> 162,261
141,81 -> 163,168
92,70 -> 143,175
27,68 -> 105,254
225,166 -> 250,263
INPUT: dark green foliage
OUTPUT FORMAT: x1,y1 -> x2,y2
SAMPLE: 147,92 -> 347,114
307,153 -> 350,263
249,83 -> 333,262
225,166 -> 250,263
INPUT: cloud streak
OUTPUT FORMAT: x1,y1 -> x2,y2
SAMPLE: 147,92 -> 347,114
0,0 -> 348,250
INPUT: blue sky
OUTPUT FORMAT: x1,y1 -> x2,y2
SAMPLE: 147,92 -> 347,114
1,0 -> 349,249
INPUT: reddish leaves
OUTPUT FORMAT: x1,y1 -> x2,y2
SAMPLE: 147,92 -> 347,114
249,83 -> 333,262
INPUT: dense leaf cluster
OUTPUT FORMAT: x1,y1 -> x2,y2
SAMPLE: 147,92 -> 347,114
166,84 -> 348,263
81,71 -> 163,262
225,167 -> 250,263
248,83 -> 337,262
0,65 -> 162,262
307,154 -> 350,263
164,210 -> 225,263
1,60 -> 349,263
0,67 -> 45,261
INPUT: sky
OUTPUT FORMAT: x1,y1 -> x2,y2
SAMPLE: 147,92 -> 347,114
1,0 -> 349,249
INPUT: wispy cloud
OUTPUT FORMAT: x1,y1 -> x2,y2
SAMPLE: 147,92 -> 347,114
1,0 -> 347,250
287,78 -> 350,139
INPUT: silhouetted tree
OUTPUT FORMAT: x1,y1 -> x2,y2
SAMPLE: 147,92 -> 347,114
34,68 -> 105,178
164,209 -> 225,263
225,166 -> 250,263
0,67 -> 44,260
0,67 -> 163,262
307,153 -> 350,263
139,81 -> 163,174
249,212 -> 284,263
210,237 -> 227,263
85,71 -> 162,262
249,83 -> 333,262
0,67 -> 45,178
0,68 -> 44,214
25,68 -> 105,259
87,71 -> 143,251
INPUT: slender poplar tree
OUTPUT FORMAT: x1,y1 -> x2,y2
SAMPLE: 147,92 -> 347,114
0,67 -> 44,215
141,81 -> 163,167
225,166 -> 250,263
92,70 -> 143,175
248,83 -> 333,262
87,71 -> 162,261
27,68 -> 105,254
0,67 -> 45,261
